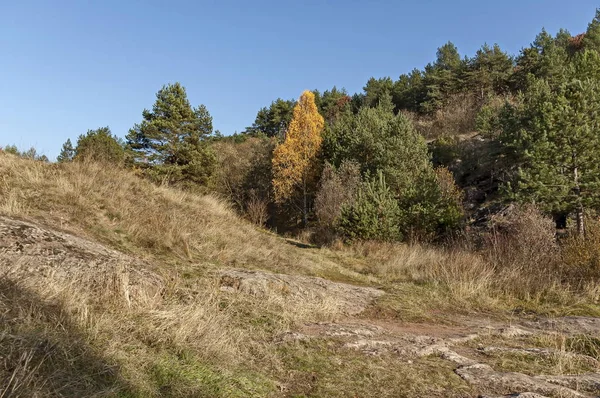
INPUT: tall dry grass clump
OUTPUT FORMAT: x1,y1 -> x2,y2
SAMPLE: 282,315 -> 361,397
342,204 -> 599,309
348,241 -> 494,301
0,152 -> 347,276
561,216 -> 600,286
481,204 -> 562,297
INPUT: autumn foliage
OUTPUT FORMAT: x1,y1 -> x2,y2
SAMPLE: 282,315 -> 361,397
272,90 -> 325,224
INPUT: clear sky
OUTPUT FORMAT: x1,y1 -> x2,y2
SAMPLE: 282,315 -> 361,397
1,0 -> 598,159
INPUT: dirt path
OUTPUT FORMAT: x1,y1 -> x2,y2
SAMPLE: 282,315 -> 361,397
276,317 -> 600,397
221,268 -> 600,398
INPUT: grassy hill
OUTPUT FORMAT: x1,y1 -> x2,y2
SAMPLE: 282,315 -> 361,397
1,152 -> 598,397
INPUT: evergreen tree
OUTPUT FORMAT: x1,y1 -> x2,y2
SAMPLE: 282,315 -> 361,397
512,29 -> 571,91
393,69 -> 426,112
57,138 -> 75,162
582,9 -> 600,52
421,42 -> 464,113
338,171 -> 401,241
315,87 -> 351,125
501,50 -> 600,234
75,127 -> 124,163
126,83 -> 216,187
466,43 -> 513,101
362,77 -> 394,109
398,167 -> 463,241
323,94 -> 430,193
246,98 -> 295,138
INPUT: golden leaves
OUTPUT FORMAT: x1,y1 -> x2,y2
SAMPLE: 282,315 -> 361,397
272,91 -> 325,203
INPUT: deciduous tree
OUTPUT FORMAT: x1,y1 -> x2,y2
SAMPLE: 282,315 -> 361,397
272,90 -> 325,226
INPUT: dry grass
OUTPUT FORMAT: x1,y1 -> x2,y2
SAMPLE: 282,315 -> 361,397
341,238 -> 599,318
0,152 -> 599,397
0,153 -> 367,280
461,332 -> 599,378
0,251 -> 345,397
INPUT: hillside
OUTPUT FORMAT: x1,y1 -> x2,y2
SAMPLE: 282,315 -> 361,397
1,152 -> 599,398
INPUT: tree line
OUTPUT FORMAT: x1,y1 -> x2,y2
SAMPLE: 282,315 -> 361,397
8,9 -> 600,242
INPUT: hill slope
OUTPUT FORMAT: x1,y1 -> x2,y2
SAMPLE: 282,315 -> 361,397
1,153 -> 599,397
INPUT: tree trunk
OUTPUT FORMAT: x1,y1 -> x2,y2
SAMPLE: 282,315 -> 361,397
302,177 -> 308,227
576,206 -> 585,236
574,165 -> 585,236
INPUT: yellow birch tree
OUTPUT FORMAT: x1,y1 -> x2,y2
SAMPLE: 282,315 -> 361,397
272,90 -> 324,226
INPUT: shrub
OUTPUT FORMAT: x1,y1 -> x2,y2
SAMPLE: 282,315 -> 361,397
398,167 -> 464,242
475,95 -> 508,138
75,127 -> 125,164
430,135 -> 461,168
315,161 -> 361,231
479,204 -> 561,295
338,172 -> 401,242
561,216 -> 600,285
413,94 -> 478,139
211,136 -> 275,221
1,145 -> 47,161
246,190 -> 269,227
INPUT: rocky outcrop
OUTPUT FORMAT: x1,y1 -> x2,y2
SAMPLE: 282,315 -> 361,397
219,268 -> 384,315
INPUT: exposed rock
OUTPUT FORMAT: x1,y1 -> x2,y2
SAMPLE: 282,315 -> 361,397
498,326 -> 533,338
524,317 -> 600,335
456,364 -> 586,398
0,216 -> 163,308
535,373 -> 600,393
481,346 -> 599,367
286,318 -> 599,396
219,269 -> 384,315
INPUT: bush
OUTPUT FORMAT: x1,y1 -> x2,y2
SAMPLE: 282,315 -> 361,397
475,95 -> 507,138
246,190 -> 269,227
479,204 -> 561,295
430,135 -> 461,168
398,167 -> 464,242
413,94 -> 478,139
1,145 -> 47,161
211,136 -> 275,222
315,161 -> 361,232
338,172 -> 401,242
561,216 -> 600,285
75,127 -> 125,164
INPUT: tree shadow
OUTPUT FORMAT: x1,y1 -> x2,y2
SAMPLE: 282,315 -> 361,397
284,238 -> 317,249
0,278 -> 137,397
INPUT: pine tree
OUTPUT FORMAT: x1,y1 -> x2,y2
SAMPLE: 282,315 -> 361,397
501,50 -> 600,235
338,171 -> 401,241
362,77 -> 394,109
323,93 -> 431,193
57,138 -> 75,163
421,42 -> 464,113
126,83 -> 215,186
582,9 -> 600,52
246,98 -> 295,138
75,127 -> 124,163
393,69 -> 426,113
466,43 -> 513,101
272,90 -> 325,226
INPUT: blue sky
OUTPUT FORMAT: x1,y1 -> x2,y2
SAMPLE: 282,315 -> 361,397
1,0 -> 598,159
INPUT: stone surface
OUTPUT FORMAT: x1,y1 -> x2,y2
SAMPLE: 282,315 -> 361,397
219,268 -> 384,315
0,215 -> 163,308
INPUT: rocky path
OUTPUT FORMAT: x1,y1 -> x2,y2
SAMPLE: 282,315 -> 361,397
281,317 -> 600,397
221,269 -> 600,398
